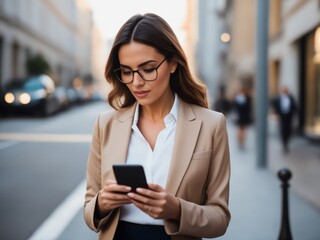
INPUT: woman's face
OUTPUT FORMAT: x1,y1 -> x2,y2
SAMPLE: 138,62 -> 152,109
117,41 -> 176,108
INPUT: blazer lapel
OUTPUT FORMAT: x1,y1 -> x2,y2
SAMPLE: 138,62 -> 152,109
166,100 -> 202,195
108,104 -> 137,166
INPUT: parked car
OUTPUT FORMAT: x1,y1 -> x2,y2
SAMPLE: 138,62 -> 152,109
0,74 -> 60,116
54,86 -> 70,110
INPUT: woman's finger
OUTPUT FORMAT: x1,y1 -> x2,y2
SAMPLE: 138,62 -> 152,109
104,183 -> 131,194
136,185 -> 165,200
147,183 -> 164,192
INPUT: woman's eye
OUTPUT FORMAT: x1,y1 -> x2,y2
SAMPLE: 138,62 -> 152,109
142,68 -> 155,74
121,70 -> 132,76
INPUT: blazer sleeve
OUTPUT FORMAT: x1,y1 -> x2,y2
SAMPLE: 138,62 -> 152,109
166,113 -> 231,238
83,114 -> 115,232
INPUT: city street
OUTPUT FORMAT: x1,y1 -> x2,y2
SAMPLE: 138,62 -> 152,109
0,101 -> 108,239
1,1 -> 319,239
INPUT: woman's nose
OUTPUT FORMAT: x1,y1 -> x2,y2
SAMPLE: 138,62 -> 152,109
132,72 -> 144,86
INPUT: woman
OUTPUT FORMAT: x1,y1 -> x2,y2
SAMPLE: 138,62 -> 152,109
233,88 -> 252,150
84,13 -> 231,240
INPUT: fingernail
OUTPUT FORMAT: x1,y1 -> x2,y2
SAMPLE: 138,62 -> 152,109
128,193 -> 134,198
126,187 -> 131,191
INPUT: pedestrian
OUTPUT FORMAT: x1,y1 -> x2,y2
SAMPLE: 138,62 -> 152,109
272,86 -> 297,153
213,86 -> 231,116
233,87 -> 252,150
84,13 -> 231,240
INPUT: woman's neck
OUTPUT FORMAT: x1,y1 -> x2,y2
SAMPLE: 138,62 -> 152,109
139,92 -> 174,122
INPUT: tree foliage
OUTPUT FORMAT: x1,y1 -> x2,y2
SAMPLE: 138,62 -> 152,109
26,54 -> 51,75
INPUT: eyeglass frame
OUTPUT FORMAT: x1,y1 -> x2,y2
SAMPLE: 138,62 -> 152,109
114,58 -> 167,84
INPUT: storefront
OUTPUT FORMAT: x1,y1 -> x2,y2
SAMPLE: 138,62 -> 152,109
299,26 -> 320,139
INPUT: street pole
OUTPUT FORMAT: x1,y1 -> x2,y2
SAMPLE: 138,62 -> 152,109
256,0 -> 269,168
278,168 -> 293,240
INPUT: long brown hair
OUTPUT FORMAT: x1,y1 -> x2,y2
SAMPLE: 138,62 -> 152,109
105,13 -> 208,109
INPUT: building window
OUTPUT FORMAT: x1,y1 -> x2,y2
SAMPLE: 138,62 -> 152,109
269,59 -> 281,98
269,0 -> 282,40
11,42 -> 19,78
304,26 -> 320,137
0,36 -> 3,84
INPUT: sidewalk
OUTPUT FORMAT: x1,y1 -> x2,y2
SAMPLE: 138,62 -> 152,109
58,118 -> 320,240
214,119 -> 320,240
267,116 -> 320,210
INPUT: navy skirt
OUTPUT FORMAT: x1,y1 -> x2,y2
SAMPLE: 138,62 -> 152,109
113,220 -> 171,240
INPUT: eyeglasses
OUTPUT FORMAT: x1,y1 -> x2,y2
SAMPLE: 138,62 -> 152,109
114,58 -> 167,84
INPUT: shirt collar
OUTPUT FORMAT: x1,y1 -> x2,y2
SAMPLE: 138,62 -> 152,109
132,93 -> 179,127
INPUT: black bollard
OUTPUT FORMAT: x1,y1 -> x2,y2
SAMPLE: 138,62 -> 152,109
278,168 -> 293,240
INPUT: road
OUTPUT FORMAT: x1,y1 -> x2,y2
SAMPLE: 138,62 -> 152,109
0,101 -> 107,240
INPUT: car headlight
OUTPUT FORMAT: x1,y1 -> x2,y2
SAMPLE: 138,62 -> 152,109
4,92 -> 15,104
19,93 -> 31,104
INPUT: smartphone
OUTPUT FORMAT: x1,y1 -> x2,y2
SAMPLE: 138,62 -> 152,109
112,164 -> 148,192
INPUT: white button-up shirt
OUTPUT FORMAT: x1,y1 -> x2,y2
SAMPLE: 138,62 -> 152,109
119,95 -> 179,225
280,93 -> 291,114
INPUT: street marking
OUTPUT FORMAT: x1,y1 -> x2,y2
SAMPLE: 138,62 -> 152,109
0,140 -> 20,150
28,179 -> 86,240
0,133 -> 91,143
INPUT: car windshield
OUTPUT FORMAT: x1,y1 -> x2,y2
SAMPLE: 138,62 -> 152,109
24,78 -> 44,91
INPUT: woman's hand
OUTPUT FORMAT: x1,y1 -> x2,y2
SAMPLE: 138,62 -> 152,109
96,180 -> 132,219
127,184 -> 181,221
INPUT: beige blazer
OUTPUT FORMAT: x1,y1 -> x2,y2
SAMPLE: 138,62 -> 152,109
84,99 -> 231,240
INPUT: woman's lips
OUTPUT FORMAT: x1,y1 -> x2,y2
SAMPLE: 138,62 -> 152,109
133,91 -> 149,98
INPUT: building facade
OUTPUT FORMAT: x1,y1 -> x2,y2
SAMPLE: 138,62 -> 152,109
182,0 -> 198,78
225,0 -> 256,98
196,0 -> 232,106
269,0 -> 320,138
222,0 -> 320,139
0,0 -> 96,87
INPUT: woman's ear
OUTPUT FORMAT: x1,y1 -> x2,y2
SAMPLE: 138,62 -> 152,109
170,61 -> 177,73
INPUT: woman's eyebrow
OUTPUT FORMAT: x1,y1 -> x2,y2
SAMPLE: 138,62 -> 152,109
120,60 -> 157,69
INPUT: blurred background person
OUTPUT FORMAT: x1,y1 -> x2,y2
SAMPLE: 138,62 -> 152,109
213,85 -> 231,116
232,87 -> 252,150
272,86 -> 297,154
